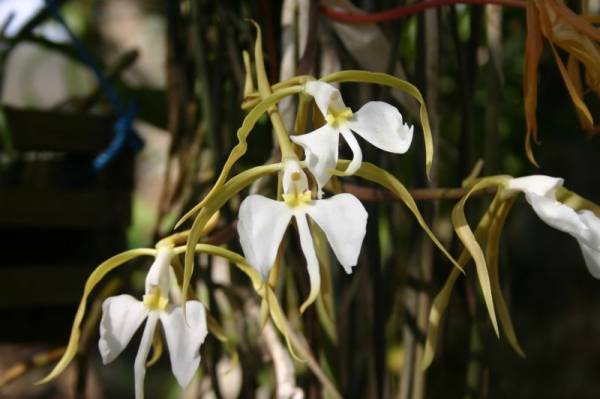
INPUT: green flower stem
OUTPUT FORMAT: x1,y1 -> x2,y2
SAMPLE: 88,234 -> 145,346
251,21 -> 297,161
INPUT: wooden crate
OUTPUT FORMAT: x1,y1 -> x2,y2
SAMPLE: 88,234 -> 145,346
0,106 -> 134,341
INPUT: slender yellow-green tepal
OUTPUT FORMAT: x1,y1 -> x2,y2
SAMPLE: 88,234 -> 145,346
37,248 -> 158,384
451,176 -> 512,337
422,194 -> 504,370
175,87 -> 303,228
557,187 -> 600,216
339,160 -> 462,273
485,195 -> 525,358
175,244 -> 302,363
322,70 -> 434,180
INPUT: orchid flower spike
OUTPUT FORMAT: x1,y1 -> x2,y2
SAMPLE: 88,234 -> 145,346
237,159 -> 368,312
99,246 -> 208,399
291,80 -> 414,197
506,175 -> 600,277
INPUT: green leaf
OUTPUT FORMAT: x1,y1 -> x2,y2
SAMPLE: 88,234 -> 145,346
38,248 -> 157,384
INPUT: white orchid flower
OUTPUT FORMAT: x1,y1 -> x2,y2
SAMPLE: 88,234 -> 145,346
237,160 -> 368,312
99,246 -> 208,399
290,80 -> 414,197
506,175 -> 600,277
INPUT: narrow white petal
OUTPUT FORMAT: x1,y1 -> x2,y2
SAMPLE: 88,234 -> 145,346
290,124 -> 339,196
306,194 -> 368,273
524,192 -> 588,237
238,195 -> 293,278
134,312 -> 159,399
145,247 -> 173,294
160,301 -> 208,387
295,213 -> 321,313
340,128 -> 363,176
304,81 -> 346,115
576,210 -> 600,278
347,101 -> 414,154
99,295 -> 148,365
507,175 -> 564,196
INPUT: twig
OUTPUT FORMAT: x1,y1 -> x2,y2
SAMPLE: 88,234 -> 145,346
0,347 -> 66,388
319,0 -> 525,24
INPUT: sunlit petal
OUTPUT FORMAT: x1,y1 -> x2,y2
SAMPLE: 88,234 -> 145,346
295,213 -> 321,313
134,312 -> 159,399
160,301 -> 208,387
290,124 -> 339,196
348,101 -> 414,154
238,195 -> 293,278
99,295 -> 148,365
304,80 -> 346,115
306,194 -> 368,273
507,175 -> 564,196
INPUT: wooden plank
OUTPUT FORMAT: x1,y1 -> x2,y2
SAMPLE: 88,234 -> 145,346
0,266 -> 92,308
0,188 -> 131,228
4,106 -> 114,152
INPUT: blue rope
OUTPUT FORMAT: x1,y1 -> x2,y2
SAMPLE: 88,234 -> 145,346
44,0 -> 143,175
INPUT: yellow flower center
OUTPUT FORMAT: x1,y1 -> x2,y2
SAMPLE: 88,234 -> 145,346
282,190 -> 312,208
143,288 -> 169,311
325,107 -> 353,128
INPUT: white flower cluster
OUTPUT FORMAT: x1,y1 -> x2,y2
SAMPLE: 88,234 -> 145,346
237,81 -> 414,311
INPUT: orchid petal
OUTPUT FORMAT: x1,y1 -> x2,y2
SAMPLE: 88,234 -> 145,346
304,81 -> 346,115
145,247 -> 173,294
238,195 -> 293,278
524,192 -> 588,237
160,301 -> 208,387
134,312 -> 159,399
282,159 -> 309,195
340,128 -> 363,176
576,210 -> 600,278
507,175 -> 564,196
306,194 -> 368,273
295,213 -> 321,313
290,124 -> 339,196
347,101 -> 414,154
99,295 -> 148,365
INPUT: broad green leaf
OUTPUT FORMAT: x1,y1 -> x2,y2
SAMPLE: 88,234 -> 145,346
322,70 -> 434,179
38,248 -> 157,383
